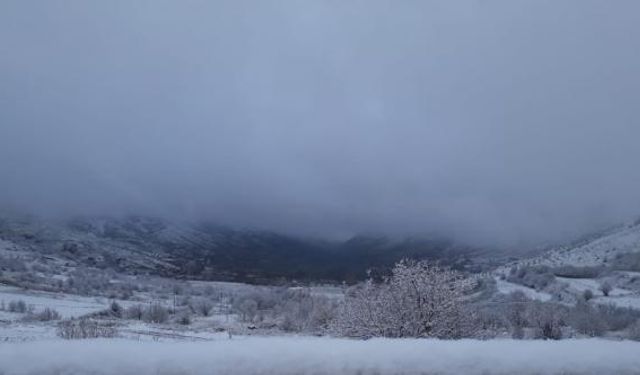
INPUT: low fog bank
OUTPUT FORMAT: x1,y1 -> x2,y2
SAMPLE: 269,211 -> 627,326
2,1 -> 640,247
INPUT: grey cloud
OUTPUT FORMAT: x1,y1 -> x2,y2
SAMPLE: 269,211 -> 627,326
1,0 -> 640,246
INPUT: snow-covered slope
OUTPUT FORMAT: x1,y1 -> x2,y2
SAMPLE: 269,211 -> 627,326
542,222 -> 640,267
491,221 -> 640,309
502,221 -> 640,270
0,214 -> 488,284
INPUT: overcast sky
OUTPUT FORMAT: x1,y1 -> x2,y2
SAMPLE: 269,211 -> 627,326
1,0 -> 640,246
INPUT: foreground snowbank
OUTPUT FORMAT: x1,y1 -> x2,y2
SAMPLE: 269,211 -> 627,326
1,337 -> 639,375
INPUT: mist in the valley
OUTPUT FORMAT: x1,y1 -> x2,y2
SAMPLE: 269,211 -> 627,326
1,0 -> 640,247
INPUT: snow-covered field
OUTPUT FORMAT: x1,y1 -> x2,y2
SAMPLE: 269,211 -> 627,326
494,277 -> 553,301
555,276 -> 640,308
1,337 -> 639,375
516,223 -> 640,269
0,285 -> 108,318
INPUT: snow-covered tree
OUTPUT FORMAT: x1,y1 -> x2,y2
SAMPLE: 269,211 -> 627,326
333,259 -> 473,338
599,281 -> 612,297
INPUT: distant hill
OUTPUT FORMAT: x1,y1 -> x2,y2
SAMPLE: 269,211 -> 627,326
497,218 -> 640,273
0,215 -> 487,283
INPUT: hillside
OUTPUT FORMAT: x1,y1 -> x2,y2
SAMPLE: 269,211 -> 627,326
0,215 -> 484,284
494,220 -> 640,310
500,220 -> 640,270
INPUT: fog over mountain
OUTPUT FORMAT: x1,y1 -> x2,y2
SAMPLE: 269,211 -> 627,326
2,0 -> 640,247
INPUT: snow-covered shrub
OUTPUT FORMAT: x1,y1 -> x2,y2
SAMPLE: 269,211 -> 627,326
507,266 -> 555,291
468,303 -> 509,339
7,299 -> 30,313
596,304 -> 640,331
91,300 -> 125,319
277,290 -> 337,333
505,291 -> 530,338
235,298 -> 258,322
109,301 -> 123,318
62,269 -> 112,296
551,265 -> 603,278
526,302 -> 565,340
0,256 -> 27,272
612,252 -> 640,272
24,307 -> 61,322
125,304 -> 144,320
229,286 -> 338,332
568,301 -> 607,337
333,260 -> 473,339
177,314 -> 191,325
143,303 -> 169,324
583,289 -> 594,301
599,281 -> 612,297
189,298 -> 214,317
466,290 -> 569,340
566,302 -> 639,337
627,319 -> 640,341
57,318 -> 117,339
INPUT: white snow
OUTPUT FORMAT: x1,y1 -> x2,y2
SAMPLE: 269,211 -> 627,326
495,278 -> 552,301
536,223 -> 640,268
556,277 -> 631,297
1,337 -> 639,375
0,285 -> 108,318
551,277 -> 640,309
593,295 -> 640,309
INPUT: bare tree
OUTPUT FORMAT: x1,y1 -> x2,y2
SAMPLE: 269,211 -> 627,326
628,320 -> 640,341
57,318 -> 117,339
189,299 -> 214,317
24,307 -> 61,322
125,304 -> 144,320
333,259 -> 473,338
599,282 -> 612,297
143,303 -> 169,324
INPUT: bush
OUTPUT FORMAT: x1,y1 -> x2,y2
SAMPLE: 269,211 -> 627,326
611,253 -> 640,272
108,301 -> 123,318
583,289 -> 594,301
551,266 -> 603,279
596,304 -> 640,331
600,282 -> 612,297
24,307 -> 61,322
628,320 -> 640,341
526,302 -> 565,340
506,291 -> 529,335
57,319 -> 117,339
234,298 -> 258,323
143,303 -> 169,324
333,260 -> 473,339
277,290 -> 337,333
177,314 -> 192,325
568,301 -> 607,337
125,304 -> 144,320
566,302 -> 639,337
189,299 -> 214,317
7,300 -> 29,313
507,266 -> 555,291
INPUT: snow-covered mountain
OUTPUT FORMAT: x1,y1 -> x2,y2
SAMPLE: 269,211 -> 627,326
0,214 -> 481,284
501,220 -> 640,270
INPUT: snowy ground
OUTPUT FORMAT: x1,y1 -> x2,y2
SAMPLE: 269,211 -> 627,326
1,337 -> 639,375
497,222 -> 640,271
555,277 -> 628,296
494,277 -> 553,301
0,285 -> 109,318
555,276 -> 640,308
